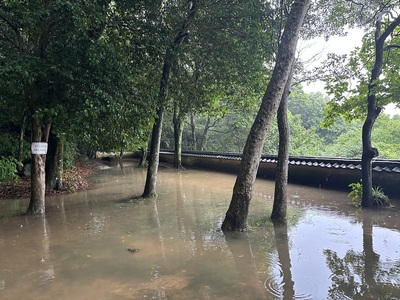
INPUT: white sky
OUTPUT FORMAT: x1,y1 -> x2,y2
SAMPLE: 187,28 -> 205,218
301,28 -> 363,93
300,29 -> 400,117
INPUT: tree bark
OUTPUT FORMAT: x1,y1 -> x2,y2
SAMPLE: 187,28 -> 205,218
361,13 -> 400,207
221,0 -> 311,231
189,111 -> 198,151
271,66 -> 293,222
138,144 -> 148,168
26,0 -> 52,215
45,132 -> 64,191
27,115 -> 51,215
18,113 -> 27,164
173,103 -> 184,169
142,1 -> 198,197
143,106 -> 164,198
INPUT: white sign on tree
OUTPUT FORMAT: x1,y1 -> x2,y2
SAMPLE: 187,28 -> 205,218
31,142 -> 48,155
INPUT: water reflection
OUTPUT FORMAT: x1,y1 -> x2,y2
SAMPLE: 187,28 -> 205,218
324,212 -> 400,299
224,232 -> 267,299
38,216 -> 55,285
0,164 -> 400,299
270,222 -> 295,299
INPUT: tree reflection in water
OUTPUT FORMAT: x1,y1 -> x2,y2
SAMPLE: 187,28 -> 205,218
324,212 -> 400,299
272,221 -> 295,299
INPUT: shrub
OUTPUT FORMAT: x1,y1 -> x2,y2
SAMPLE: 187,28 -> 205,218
0,156 -> 22,183
0,132 -> 30,161
371,186 -> 390,207
348,180 -> 390,207
64,141 -> 78,169
348,181 -> 362,207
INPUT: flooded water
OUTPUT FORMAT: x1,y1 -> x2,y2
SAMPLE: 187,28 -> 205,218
1,162 -> 400,299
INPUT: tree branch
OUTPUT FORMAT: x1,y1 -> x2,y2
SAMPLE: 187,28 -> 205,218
384,44 -> 400,50
377,11 -> 400,44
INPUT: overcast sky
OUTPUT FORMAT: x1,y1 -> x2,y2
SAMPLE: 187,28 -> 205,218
301,28 -> 364,94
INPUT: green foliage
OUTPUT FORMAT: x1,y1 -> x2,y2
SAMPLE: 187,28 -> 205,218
348,181 -> 390,208
175,80 -> 400,159
348,181 -> 363,207
0,132 -> 30,161
1,0 -> 157,157
325,126 -> 362,158
371,186 -> 390,207
321,2 -> 400,130
0,156 -> 22,183
371,115 -> 400,158
64,141 -> 77,169
289,87 -> 329,130
1,0 -> 400,160
0,133 -> 19,157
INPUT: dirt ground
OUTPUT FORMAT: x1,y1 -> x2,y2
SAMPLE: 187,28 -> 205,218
0,160 -> 104,200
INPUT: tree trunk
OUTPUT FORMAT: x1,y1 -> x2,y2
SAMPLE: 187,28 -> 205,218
173,103 -> 184,169
198,117 -> 216,151
143,107 -> 164,198
271,66 -> 293,222
27,115 -> 51,215
138,144 -> 148,168
18,114 -> 27,164
361,105 -> 380,207
142,1 -> 198,197
361,13 -> 400,207
26,0 -> 52,215
45,132 -> 64,191
189,111 -> 198,151
221,0 -> 311,231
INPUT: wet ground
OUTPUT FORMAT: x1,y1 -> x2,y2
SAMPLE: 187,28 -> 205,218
1,162 -> 400,299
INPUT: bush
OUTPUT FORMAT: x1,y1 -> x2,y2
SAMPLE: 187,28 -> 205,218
0,133 -> 18,157
64,141 -> 78,169
371,186 -> 390,207
348,180 -> 390,207
348,181 -> 362,207
0,156 -> 22,183
0,132 -> 30,161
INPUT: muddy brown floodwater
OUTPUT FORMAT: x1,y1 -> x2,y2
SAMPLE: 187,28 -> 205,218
1,162 -> 400,299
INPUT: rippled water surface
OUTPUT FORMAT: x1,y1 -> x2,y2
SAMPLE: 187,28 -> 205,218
1,162 -> 400,299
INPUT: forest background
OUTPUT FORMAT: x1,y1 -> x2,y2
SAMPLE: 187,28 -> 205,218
1,0 -> 400,187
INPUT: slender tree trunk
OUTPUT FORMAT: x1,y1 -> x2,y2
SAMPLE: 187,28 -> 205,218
143,107 -> 164,198
271,66 -> 293,222
198,117 -> 218,151
142,1 -> 198,197
361,105 -> 379,207
45,132 -> 64,191
138,144 -> 148,168
18,114 -> 27,164
189,111 -> 197,151
361,13 -> 400,207
173,104 -> 184,169
221,0 -> 311,231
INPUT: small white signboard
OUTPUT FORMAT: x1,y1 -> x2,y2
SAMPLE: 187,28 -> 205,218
31,142 -> 48,155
